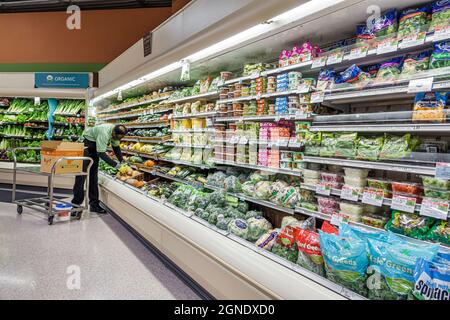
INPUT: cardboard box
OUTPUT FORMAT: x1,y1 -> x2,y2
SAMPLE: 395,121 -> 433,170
41,141 -> 85,174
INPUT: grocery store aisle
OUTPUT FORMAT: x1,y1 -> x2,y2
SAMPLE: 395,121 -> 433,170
0,202 -> 201,300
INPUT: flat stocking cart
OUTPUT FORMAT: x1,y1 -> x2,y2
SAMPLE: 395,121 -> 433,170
11,147 -> 93,225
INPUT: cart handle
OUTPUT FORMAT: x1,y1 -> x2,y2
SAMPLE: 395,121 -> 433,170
51,157 -> 94,176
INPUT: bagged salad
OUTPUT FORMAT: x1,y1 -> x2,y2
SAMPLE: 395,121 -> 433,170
379,134 -> 419,160
430,41 -> 450,69
385,210 -> 435,240
375,57 -> 404,83
412,92 -> 448,122
335,132 -> 358,158
401,51 -> 431,77
397,5 -> 430,39
413,257 -> 450,300
334,65 -> 369,86
430,0 -> 450,32
255,229 -> 280,251
271,226 -> 298,263
319,230 -> 369,296
426,220 -> 450,245
295,225 -> 325,276
357,136 -> 384,161
319,133 -> 337,158
366,234 -> 439,300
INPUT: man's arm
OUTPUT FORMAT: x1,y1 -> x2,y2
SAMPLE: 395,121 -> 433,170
112,145 -> 124,163
98,152 -> 119,168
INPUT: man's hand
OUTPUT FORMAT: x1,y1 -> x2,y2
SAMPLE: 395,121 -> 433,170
114,162 -> 122,169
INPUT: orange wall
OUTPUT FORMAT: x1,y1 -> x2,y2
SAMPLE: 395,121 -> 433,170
0,7 -> 173,64
172,0 -> 192,13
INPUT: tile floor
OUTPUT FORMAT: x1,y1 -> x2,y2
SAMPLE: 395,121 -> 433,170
0,202 -> 201,300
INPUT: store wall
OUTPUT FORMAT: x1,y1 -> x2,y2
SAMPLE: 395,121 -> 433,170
0,7 -> 173,72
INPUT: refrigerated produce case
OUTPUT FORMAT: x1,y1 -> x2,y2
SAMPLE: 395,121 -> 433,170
92,0 -> 450,300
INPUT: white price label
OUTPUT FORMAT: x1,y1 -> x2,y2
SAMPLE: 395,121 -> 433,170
408,77 -> 434,93
376,39 -> 398,55
206,118 -> 213,127
316,184 -> 331,196
239,137 -> 248,145
229,136 -> 239,144
311,56 -> 327,69
330,214 -> 348,226
391,194 -> 417,213
436,162 -> 450,180
434,26 -> 450,41
420,198 -> 449,220
251,71 -> 261,79
399,32 -> 426,49
327,52 -> 344,65
297,84 -> 311,93
362,188 -> 384,207
311,91 -> 325,103
340,185 -> 360,202
348,46 -> 368,60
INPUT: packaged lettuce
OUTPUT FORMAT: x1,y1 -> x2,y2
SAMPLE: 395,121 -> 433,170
430,41 -> 450,69
334,65 -> 369,85
295,228 -> 325,276
379,134 -> 418,160
397,6 -> 430,39
385,211 -> 435,240
430,0 -> 450,32
401,51 -> 431,77
339,223 -> 389,242
357,136 -> 384,161
375,57 -> 404,83
371,9 -> 399,37
426,220 -> 450,245
413,258 -> 450,300
319,133 -> 337,157
367,235 -> 439,300
271,226 -> 298,263
335,132 -> 358,158
319,230 -> 369,296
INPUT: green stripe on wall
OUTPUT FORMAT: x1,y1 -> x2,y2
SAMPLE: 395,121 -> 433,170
0,63 -> 106,72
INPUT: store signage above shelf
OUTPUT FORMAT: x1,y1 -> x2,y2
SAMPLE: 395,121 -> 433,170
35,73 -> 89,89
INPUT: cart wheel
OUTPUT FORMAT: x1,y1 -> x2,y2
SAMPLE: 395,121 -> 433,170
17,205 -> 23,214
48,216 -> 54,225
76,212 -> 82,220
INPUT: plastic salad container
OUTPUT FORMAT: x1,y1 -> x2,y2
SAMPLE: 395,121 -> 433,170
317,196 -> 340,209
344,175 -> 367,188
321,181 -> 343,190
303,169 -> 321,179
339,202 -> 364,215
361,213 -> 389,228
339,211 -> 362,223
320,172 -> 344,183
343,167 -> 369,178
421,176 -> 450,190
318,206 -> 338,215
367,178 -> 391,190
327,165 -> 344,173
424,188 -> 450,201
391,182 -> 422,196
364,186 -> 392,198
299,202 -> 318,211
303,177 -> 320,185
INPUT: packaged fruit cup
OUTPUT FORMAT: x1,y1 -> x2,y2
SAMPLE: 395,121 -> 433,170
343,167 -> 369,178
303,169 -> 321,179
391,182 -> 423,197
344,175 -> 367,188
320,172 -> 344,183
367,178 -> 391,191
424,188 -> 450,201
317,196 -> 340,209
421,176 -> 450,191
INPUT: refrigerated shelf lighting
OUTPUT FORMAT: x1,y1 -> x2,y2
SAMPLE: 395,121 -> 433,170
92,0 -> 343,104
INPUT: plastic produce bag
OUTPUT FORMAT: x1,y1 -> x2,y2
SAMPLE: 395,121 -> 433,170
319,230 -> 369,296
255,229 -> 280,251
268,180 -> 289,200
401,51 -> 431,77
375,57 -> 404,83
224,175 -> 242,193
247,216 -> 273,242
412,92 -> 448,122
271,226 -> 298,263
430,41 -> 450,69
245,210 -> 262,220
319,133 -> 337,157
413,258 -> 450,300
366,235 -> 439,300
357,136 -> 384,161
241,181 -> 256,196
370,8 -> 399,38
379,134 -> 418,160
273,186 -> 301,208
426,220 -> 450,245
236,201 -> 249,214
335,132 -> 358,158
295,227 -> 325,276
254,181 -> 272,200
430,1 -> 450,32
228,218 -> 249,239
385,211 -> 435,240
216,214 -> 232,230
397,6 -> 430,39
339,223 -> 389,242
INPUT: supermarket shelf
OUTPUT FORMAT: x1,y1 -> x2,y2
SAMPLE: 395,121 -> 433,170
171,111 -> 217,120
309,123 -> 450,133
52,122 -> 84,126
141,168 -> 205,189
170,129 -> 215,134
53,113 -> 84,117
97,96 -> 169,114
302,156 -> 436,176
213,159 -> 302,177
108,148 -> 160,160
300,183 -> 422,213
214,113 -> 312,123
216,88 -> 313,105
165,91 -> 219,104
123,122 -> 169,129
160,158 -> 216,170
165,142 -> 213,149
122,135 -> 172,143
212,138 -> 303,149
99,107 -> 173,122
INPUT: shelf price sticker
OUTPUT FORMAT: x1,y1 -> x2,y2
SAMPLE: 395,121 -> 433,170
434,26 -> 450,42
340,185 -> 360,202
420,198 -> 449,220
316,183 -> 331,196
238,136 -> 248,145
376,38 -> 398,55
326,51 -> 344,65
435,162 -> 450,180
330,213 -> 348,227
362,188 -> 384,207
399,32 -> 426,49
348,46 -> 368,60
311,91 -> 325,104
311,56 -> 327,69
297,83 -> 311,94
391,194 -> 417,214
408,77 -> 434,93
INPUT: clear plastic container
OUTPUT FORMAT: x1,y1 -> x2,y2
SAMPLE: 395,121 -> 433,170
303,169 -> 321,179
280,161 -> 293,169
327,165 -> 344,173
303,177 -> 320,185
421,176 -> 450,191
367,179 -> 391,191
344,167 -> 369,178
320,172 -> 344,183
317,196 -> 340,209
339,211 -> 362,223
361,213 -> 389,228
344,176 -> 367,188
340,202 -> 364,215
318,206 -> 338,215
424,188 -> 450,201
391,182 -> 422,197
